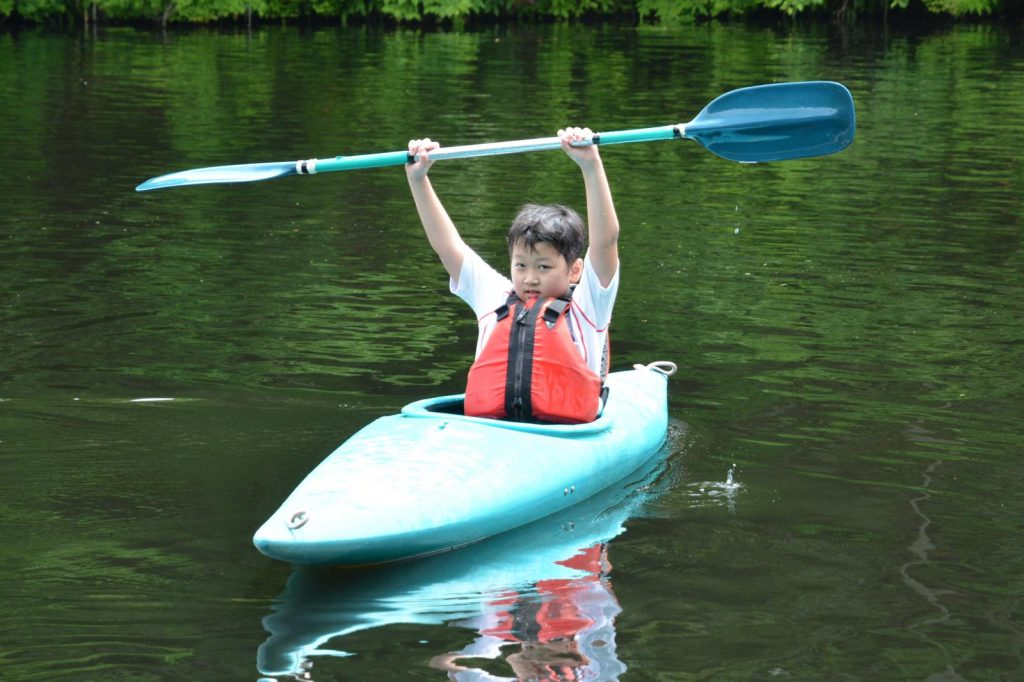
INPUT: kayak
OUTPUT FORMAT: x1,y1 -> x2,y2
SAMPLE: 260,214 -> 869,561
253,362 -> 674,566
252,361 -> 675,566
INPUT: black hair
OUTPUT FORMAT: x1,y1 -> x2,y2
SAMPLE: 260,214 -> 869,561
506,204 -> 586,265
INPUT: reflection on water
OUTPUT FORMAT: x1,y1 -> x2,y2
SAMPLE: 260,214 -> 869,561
898,458 -> 963,680
257,434 -> 679,680
430,545 -> 622,681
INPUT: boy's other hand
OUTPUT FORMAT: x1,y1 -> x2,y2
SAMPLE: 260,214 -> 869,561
406,138 -> 440,181
558,127 -> 600,169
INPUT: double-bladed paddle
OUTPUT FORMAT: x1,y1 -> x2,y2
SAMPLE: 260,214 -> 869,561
135,80 -> 854,192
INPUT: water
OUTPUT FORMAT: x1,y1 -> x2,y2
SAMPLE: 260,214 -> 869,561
1,20 -> 1022,680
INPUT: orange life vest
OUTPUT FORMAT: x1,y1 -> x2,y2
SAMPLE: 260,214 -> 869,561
464,294 -> 602,424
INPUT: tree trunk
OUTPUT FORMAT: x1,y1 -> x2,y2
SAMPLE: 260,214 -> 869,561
161,1 -> 176,27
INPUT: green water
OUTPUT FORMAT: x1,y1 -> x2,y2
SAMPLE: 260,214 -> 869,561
1,21 -> 1022,681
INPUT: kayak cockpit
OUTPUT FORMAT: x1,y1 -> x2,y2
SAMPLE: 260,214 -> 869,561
399,394 -> 612,436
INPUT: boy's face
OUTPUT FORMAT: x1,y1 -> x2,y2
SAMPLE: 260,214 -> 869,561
510,240 -> 583,301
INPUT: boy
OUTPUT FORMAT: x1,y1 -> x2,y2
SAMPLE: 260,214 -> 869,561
405,128 -> 620,424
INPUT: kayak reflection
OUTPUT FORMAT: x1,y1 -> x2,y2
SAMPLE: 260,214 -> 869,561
257,437 -> 678,680
428,542 -> 621,681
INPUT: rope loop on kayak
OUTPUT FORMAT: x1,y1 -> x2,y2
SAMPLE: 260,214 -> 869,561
288,511 -> 309,530
636,360 -> 677,376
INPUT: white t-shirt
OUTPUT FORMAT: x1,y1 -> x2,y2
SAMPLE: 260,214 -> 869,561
451,246 -> 619,378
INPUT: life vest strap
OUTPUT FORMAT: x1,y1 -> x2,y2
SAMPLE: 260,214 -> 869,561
542,298 -> 570,328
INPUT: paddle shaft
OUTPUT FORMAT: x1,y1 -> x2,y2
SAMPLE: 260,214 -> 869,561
297,126 -> 680,175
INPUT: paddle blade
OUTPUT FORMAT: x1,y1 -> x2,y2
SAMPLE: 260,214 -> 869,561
682,81 -> 855,163
135,161 -> 299,192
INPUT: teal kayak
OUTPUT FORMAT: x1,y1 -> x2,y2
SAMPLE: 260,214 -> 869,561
253,362 -> 675,566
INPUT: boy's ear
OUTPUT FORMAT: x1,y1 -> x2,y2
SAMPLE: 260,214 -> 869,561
570,257 -> 584,282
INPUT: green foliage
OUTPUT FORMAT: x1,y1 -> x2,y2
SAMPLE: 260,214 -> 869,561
0,0 -> 1012,23
764,0 -> 825,14
309,0 -> 370,18
259,0 -> 309,19
95,0 -> 162,21
376,0 -> 418,20
506,0 -> 623,19
172,0 -> 257,21
636,0 -> 739,21
423,0 -> 492,19
9,0 -> 68,21
922,0 -> 997,14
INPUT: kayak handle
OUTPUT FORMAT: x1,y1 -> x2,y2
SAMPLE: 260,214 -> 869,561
636,361 -> 678,377
288,511 -> 309,530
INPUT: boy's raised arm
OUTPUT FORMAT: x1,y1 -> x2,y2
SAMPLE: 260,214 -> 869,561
559,127 -> 620,288
406,138 -> 466,283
